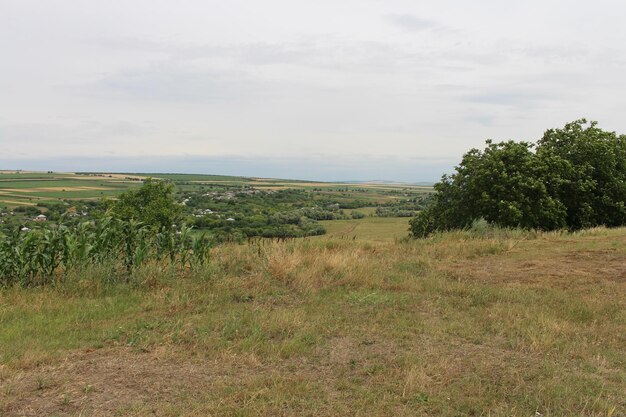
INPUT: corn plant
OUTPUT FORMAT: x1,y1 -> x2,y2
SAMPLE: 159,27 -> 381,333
0,217 -> 212,287
191,233 -> 211,267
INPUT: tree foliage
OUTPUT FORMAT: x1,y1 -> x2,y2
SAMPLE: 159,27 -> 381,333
410,119 -> 626,237
112,178 -> 182,229
537,120 -> 626,229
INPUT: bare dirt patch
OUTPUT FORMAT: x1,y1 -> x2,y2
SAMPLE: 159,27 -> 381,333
0,336 -> 405,417
2,347 -> 234,416
0,338 -> 390,417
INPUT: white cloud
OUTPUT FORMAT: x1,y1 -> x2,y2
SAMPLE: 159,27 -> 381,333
1,0 -> 625,180
384,14 -> 441,32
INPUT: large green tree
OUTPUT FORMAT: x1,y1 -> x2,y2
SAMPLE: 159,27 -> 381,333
411,120 -> 626,237
112,178 -> 182,229
536,119 -> 626,229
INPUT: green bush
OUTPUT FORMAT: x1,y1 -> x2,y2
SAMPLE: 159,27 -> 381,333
411,119 -> 626,238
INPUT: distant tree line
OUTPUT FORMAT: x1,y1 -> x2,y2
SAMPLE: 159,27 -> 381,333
411,119 -> 626,237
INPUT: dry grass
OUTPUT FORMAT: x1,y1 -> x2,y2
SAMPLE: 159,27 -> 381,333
1,227 -> 625,416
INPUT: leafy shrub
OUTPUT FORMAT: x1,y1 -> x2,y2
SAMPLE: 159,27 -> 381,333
411,120 -> 626,238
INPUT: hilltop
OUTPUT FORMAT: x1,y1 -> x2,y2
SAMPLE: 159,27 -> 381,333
1,227 -> 624,416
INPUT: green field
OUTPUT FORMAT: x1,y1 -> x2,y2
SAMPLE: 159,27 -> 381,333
319,217 -> 411,242
0,172 -> 140,206
0,171 -> 431,208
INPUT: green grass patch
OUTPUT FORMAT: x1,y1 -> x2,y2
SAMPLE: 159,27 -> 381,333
318,217 -> 410,241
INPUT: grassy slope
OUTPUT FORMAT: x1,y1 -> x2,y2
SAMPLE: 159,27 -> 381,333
1,227 -> 624,416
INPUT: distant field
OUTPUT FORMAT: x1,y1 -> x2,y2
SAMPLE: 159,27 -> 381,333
0,171 -> 432,207
319,217 -> 411,242
128,173 -> 251,183
0,172 -> 139,206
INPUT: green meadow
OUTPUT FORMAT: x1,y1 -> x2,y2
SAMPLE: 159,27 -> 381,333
1,171 -> 623,416
1,227 -> 624,416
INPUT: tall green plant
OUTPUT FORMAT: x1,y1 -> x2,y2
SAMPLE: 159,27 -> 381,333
0,218 -> 211,287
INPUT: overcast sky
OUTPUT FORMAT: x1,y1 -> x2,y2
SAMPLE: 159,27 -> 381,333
1,0 -> 625,181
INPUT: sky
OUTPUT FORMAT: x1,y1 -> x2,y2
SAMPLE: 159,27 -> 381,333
1,0 -> 625,182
